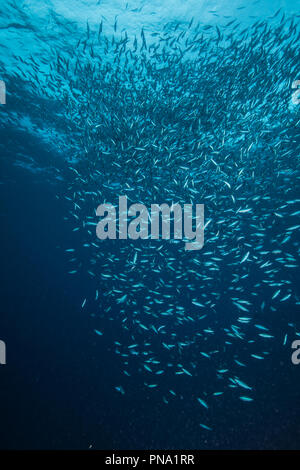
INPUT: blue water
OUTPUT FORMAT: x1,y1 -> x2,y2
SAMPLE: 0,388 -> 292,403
0,0 -> 299,450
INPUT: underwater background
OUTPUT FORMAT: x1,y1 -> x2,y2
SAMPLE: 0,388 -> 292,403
0,0 -> 299,449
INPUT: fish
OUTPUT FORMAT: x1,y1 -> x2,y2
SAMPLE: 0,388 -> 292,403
197,398 -> 209,409
239,396 -> 254,402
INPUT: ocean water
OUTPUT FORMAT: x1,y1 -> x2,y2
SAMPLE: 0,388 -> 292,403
0,0 -> 299,450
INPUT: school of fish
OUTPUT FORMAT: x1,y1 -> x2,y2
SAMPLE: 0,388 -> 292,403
1,3 -> 299,432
